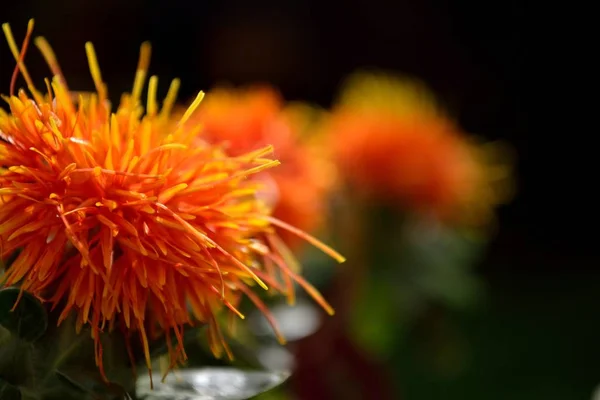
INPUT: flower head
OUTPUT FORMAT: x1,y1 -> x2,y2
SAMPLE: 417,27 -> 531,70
0,20 -> 343,383
194,85 -> 336,249
327,72 -> 513,226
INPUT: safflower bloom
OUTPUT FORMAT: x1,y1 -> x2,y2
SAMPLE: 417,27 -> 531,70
193,86 -> 335,249
327,72 -> 512,225
0,20 -> 343,384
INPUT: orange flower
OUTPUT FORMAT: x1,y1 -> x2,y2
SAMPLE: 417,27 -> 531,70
195,86 -> 335,249
0,20 -> 343,384
327,72 -> 512,225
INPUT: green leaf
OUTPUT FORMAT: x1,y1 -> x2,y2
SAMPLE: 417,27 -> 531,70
54,370 -> 90,394
55,368 -> 132,400
0,377 -> 22,400
0,288 -> 48,342
349,276 -> 405,358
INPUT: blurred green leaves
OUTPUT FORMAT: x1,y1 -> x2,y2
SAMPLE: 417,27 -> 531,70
0,286 -> 137,400
348,212 -> 488,362
395,220 -> 487,310
0,288 -> 48,342
0,377 -> 21,400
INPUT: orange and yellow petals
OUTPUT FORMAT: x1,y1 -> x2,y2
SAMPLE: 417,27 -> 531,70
194,86 -> 335,250
327,73 -> 511,225
0,25 -> 342,383
329,113 -> 470,213
196,86 -> 285,157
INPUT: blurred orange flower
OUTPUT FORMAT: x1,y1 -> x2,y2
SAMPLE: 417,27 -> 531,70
0,20 -> 343,384
195,86 -> 336,249
327,72 -> 513,226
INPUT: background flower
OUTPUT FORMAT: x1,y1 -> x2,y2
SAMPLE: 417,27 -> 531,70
326,71 -> 513,227
194,86 -> 336,250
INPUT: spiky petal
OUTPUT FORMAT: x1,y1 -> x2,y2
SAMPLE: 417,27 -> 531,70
0,20 -> 344,385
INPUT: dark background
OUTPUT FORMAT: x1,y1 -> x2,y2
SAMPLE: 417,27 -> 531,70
2,1 -> 596,399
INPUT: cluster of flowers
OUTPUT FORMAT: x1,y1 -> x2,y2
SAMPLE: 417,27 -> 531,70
0,20 -> 510,384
